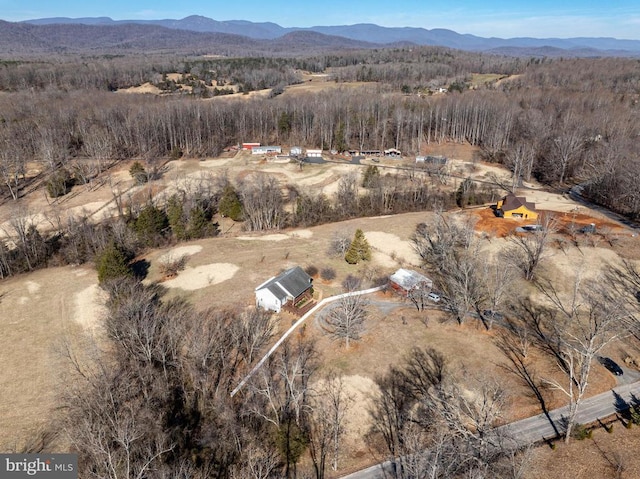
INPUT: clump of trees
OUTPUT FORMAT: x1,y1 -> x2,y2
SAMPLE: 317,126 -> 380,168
367,347 -> 524,478
2,54 -> 640,219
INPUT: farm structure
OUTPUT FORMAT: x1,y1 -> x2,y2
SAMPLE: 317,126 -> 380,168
251,145 -> 282,155
384,148 -> 402,157
242,142 -> 260,150
305,149 -> 323,158
255,266 -> 314,313
389,268 -> 433,296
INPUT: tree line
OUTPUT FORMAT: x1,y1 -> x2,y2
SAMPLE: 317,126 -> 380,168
2,53 -> 639,216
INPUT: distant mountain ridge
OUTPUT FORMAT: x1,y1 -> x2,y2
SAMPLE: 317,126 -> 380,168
20,15 -> 640,54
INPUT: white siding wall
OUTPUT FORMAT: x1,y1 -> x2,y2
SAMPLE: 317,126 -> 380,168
256,288 -> 282,312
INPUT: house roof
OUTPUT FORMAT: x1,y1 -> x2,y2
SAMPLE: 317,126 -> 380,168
256,266 -> 313,300
389,268 -> 433,291
501,193 -> 536,212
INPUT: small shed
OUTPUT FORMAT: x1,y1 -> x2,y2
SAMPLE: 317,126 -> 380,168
255,266 -> 313,313
242,142 -> 260,150
389,268 -> 433,296
290,146 -> 303,156
306,149 -> 323,158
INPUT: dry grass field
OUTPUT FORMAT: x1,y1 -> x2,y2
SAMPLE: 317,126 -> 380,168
1,143 -> 640,477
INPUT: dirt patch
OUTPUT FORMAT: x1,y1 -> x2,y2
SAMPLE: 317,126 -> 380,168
365,231 -> 421,267
162,263 -> 239,291
472,206 -> 629,239
74,284 -> 108,331
158,245 -> 203,263
116,82 -> 162,95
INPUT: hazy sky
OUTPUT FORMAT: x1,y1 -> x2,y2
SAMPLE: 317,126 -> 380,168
2,0 -> 640,39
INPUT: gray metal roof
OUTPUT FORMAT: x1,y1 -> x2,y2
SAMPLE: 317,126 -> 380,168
389,268 -> 433,291
256,266 -> 313,300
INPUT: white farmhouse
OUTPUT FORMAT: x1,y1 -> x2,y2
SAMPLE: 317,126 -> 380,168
255,266 -> 313,313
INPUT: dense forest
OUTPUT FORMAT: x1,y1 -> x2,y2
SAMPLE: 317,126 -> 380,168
1,50 -> 638,220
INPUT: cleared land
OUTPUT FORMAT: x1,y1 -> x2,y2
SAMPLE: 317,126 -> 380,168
1,144 -> 639,476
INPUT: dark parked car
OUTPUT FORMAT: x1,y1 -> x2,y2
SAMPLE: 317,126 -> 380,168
599,356 -> 623,376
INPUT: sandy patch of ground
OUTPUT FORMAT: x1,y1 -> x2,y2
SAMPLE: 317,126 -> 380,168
162,263 -> 239,291
288,229 -> 313,239
117,82 -> 162,95
237,230 -> 313,241
158,245 -> 203,263
522,189 -> 584,213
237,233 -> 290,242
365,231 -> 421,266
0,212 -> 49,239
74,284 -> 108,331
25,280 -> 41,294
67,201 -> 115,219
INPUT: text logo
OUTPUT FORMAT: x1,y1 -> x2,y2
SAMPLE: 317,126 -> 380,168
0,455 -> 77,478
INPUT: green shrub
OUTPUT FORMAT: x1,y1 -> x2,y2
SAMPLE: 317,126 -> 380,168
630,406 -> 640,425
96,242 -> 132,284
46,168 -> 74,198
133,204 -> 169,246
167,194 -> 187,240
186,205 -> 218,239
129,161 -> 148,184
572,424 -> 592,440
218,184 -> 243,221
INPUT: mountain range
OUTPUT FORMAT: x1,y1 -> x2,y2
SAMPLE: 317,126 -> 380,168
3,15 -> 640,57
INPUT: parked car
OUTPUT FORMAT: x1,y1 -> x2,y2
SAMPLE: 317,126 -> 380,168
428,292 -> 441,302
598,356 -> 623,376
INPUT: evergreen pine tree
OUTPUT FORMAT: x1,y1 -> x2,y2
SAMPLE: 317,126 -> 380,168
134,204 -> 169,246
96,241 -> 132,284
167,194 -> 187,240
345,229 -> 371,264
218,184 -> 243,221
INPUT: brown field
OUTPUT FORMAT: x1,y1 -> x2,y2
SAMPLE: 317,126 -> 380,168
1,145 -> 640,477
526,424 -> 640,479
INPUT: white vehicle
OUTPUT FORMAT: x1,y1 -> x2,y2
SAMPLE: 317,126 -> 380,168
428,292 -> 441,302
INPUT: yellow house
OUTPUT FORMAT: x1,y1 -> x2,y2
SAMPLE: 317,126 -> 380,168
496,193 -> 538,220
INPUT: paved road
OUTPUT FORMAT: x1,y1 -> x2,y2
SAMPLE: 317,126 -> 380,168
340,380 -> 640,478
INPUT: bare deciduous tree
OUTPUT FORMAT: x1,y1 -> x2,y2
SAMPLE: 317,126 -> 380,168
506,214 -> 558,281
531,273 -> 629,442
325,293 -> 369,349
306,372 -> 353,478
240,173 -> 286,231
